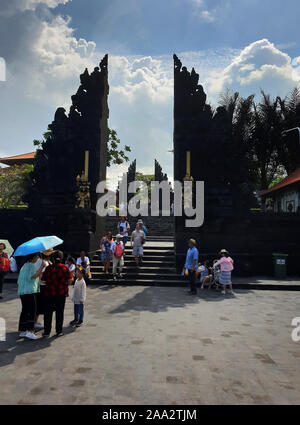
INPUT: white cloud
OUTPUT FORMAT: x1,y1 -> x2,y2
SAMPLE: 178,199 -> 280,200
28,15 -> 97,105
0,0 -> 70,17
190,0 -> 227,23
26,0 -> 70,8
201,10 -> 216,23
0,1 -> 300,190
207,39 -> 300,99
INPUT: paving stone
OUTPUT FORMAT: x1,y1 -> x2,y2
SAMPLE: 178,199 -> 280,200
1,284 -> 300,404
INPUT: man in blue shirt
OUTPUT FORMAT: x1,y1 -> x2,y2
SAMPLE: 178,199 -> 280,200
185,239 -> 199,295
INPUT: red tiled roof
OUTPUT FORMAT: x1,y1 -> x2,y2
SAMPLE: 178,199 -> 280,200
261,168 -> 300,196
0,152 -> 35,165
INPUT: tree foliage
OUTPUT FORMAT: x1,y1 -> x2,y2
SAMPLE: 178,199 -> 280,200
33,128 -> 131,168
107,128 -> 131,167
219,87 -> 300,191
0,164 -> 33,208
135,172 -> 155,198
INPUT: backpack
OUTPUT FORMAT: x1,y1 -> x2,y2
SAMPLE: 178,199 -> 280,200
118,221 -> 129,234
0,253 -> 10,273
114,243 -> 123,258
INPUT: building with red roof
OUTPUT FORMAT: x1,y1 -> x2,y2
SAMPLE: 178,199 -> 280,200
260,168 -> 300,213
0,152 -> 35,166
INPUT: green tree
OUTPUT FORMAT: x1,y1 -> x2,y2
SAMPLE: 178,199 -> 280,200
0,164 -> 33,208
33,128 -> 131,168
33,130 -> 51,151
107,128 -> 131,167
219,88 -> 297,191
135,172 -> 155,198
268,173 -> 287,189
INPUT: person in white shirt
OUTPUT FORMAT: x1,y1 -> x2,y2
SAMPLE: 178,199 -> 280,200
117,216 -> 130,246
76,251 -> 90,268
65,256 -> 76,276
70,267 -> 87,327
10,256 -> 18,273
76,251 -> 91,280
110,234 -> 124,281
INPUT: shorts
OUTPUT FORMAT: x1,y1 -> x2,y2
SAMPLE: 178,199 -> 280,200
132,246 -> 143,256
122,235 -> 127,245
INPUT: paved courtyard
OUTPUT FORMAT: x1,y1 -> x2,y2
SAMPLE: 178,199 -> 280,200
1,283 -> 300,405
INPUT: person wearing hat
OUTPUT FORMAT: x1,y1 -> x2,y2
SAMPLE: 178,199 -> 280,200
110,234 -> 125,281
34,248 -> 55,331
213,249 -> 234,295
184,239 -> 199,295
131,223 -> 146,266
137,219 -> 148,237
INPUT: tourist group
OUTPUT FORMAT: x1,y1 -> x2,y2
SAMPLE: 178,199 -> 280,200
0,216 -> 234,341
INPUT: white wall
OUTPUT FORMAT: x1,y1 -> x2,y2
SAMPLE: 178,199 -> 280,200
275,189 -> 300,212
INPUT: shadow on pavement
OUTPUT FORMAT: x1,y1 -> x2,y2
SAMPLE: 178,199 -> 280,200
0,327 -> 76,368
107,285 -> 237,314
0,283 -> 19,303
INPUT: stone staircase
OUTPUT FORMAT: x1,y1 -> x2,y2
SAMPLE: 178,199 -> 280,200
105,216 -> 174,237
89,235 -> 183,286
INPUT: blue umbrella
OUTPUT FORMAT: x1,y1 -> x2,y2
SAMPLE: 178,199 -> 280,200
13,236 -> 64,257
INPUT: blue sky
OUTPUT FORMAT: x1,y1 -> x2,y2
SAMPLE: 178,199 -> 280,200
0,0 -> 300,187
56,0 -> 300,56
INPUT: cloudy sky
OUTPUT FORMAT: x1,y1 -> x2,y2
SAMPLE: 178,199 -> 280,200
0,0 -> 300,187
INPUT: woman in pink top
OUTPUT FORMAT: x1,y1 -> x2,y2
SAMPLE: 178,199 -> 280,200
213,249 -> 234,295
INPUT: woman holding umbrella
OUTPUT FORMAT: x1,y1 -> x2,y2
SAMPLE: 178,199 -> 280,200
17,254 -> 46,340
14,236 -> 64,339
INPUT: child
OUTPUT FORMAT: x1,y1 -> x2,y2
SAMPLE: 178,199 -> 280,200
81,261 -> 92,282
213,249 -> 234,295
111,234 -> 124,281
196,260 -> 211,290
70,267 -> 86,327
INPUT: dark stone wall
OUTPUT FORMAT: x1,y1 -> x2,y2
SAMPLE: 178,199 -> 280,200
175,213 -> 300,276
0,208 -> 101,258
173,54 -> 300,277
0,209 -> 34,249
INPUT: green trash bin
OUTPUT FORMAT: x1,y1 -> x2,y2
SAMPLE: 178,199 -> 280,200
272,253 -> 288,279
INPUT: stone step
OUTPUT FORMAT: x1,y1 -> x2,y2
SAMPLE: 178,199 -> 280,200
88,279 -> 300,290
94,243 -> 174,255
90,272 -> 182,280
91,266 -> 177,273
91,259 -> 175,266
93,253 -> 175,260
4,274 -> 300,291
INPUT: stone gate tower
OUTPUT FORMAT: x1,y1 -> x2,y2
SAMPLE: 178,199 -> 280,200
25,55 -> 109,254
